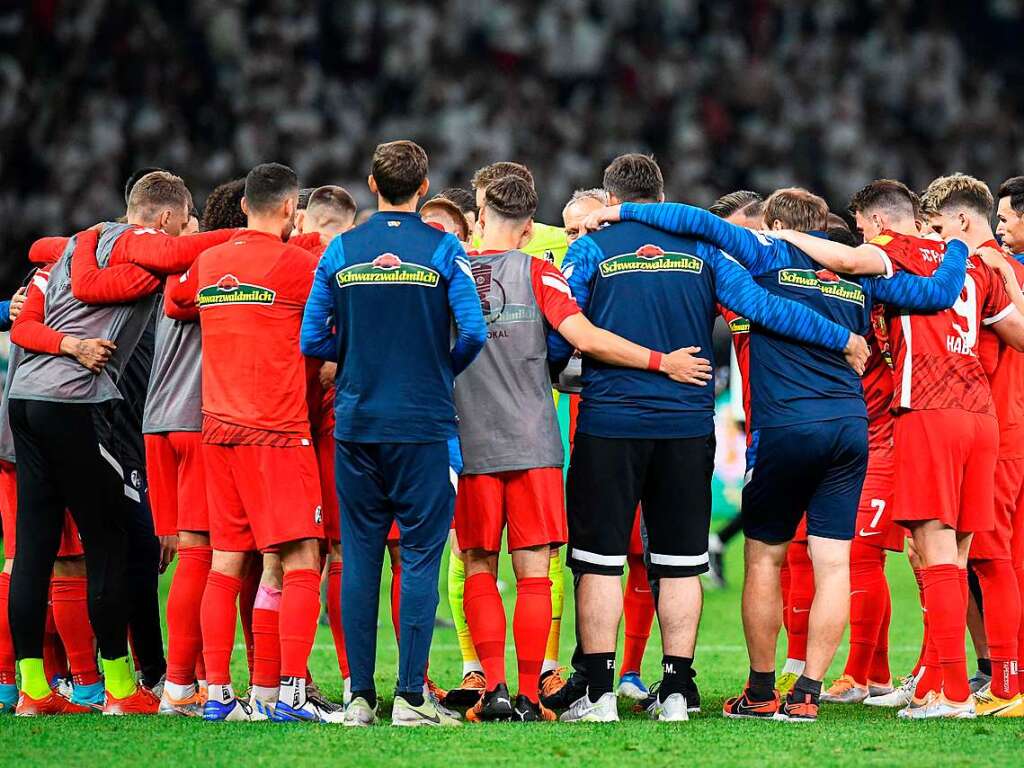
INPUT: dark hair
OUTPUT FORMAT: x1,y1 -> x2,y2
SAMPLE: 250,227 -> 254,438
709,190 -> 763,219
484,175 -> 538,221
764,187 -> 828,231
244,162 -> 299,214
200,178 -> 247,231
307,185 -> 357,218
437,187 -> 478,214
127,171 -> 191,220
298,187 -> 315,210
125,166 -> 165,206
471,161 -> 534,191
997,176 -> 1024,214
848,179 -> 917,219
828,226 -> 859,247
603,153 -> 664,203
371,140 -> 428,204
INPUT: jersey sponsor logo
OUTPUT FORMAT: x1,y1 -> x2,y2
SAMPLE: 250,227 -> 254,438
472,263 -> 540,330
777,268 -> 865,307
336,253 -> 440,288
598,244 -> 704,278
728,316 -> 751,335
197,274 -> 276,307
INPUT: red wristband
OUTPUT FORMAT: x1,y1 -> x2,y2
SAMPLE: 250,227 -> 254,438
647,350 -> 663,372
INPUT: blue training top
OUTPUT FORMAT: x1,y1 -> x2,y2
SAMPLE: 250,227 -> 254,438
620,202 -> 968,430
547,218 -> 857,439
301,211 -> 486,444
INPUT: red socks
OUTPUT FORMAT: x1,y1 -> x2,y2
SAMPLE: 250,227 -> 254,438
0,573 -> 14,685
390,560 -> 402,643
513,577 -> 551,702
43,602 -> 67,682
844,546 -> 888,686
785,542 -> 814,662
326,561 -> 349,679
201,570 -> 242,685
464,572 -> 507,687
868,584 -> 892,684
780,560 -> 792,633
252,586 -> 282,688
50,576 -> 100,686
973,558 -> 1021,699
239,564 -> 260,681
165,546 -> 211,686
921,564 -> 969,703
620,555 -> 655,676
279,569 -> 321,679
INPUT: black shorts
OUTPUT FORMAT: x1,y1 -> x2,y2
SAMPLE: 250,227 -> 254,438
742,417 -> 868,544
566,432 -> 715,578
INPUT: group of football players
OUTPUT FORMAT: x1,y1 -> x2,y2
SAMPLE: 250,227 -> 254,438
1,138 -> 1023,726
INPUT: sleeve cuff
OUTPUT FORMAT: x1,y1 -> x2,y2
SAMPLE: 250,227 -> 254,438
983,303 -> 1016,326
863,244 -> 894,278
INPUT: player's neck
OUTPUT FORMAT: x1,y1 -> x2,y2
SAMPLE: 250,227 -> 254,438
245,216 -> 285,239
376,196 -> 419,214
960,226 -> 996,251
883,216 -> 918,238
479,231 -> 521,252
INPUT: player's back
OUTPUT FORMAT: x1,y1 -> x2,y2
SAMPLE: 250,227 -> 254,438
328,211 -> 465,443
576,220 -> 718,438
875,231 -> 1008,415
196,229 -> 316,437
746,237 -> 870,429
979,255 -> 1024,454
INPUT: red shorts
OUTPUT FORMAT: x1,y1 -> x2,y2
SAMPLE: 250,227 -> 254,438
202,442 -> 323,552
853,449 -> 902,552
0,460 -> 83,559
314,429 -> 340,543
455,467 -> 566,553
893,409 -> 998,533
145,432 -> 208,537
971,457 -> 1024,561
628,507 -> 644,556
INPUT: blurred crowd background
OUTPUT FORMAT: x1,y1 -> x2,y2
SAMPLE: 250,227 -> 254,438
2,0 -> 1023,295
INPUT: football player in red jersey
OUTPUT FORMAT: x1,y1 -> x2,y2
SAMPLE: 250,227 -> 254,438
927,175 -> 1024,717
777,176 -> 1024,718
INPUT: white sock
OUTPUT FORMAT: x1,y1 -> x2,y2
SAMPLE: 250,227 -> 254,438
462,661 -> 484,676
708,533 -> 723,554
207,683 -> 235,704
197,679 -> 208,693
541,660 -> 560,675
251,685 -> 278,705
782,658 -> 805,676
164,681 -> 195,701
278,677 -> 305,708
343,677 -> 352,705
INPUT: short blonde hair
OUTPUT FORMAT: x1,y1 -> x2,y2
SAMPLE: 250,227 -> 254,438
920,173 -> 994,218
127,171 -> 190,219
764,187 -> 828,232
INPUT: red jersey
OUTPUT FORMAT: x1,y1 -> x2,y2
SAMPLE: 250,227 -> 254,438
718,307 -> 751,439
170,229 -> 318,443
863,305 -> 894,453
977,247 -> 1024,459
871,230 -> 1012,415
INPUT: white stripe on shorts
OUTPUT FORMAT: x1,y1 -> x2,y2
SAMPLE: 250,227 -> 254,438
649,552 -> 709,567
449,466 -> 459,493
98,442 -> 124,478
570,548 -> 627,567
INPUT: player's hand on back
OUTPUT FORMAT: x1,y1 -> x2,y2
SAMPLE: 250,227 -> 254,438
660,346 -> 713,385
843,333 -> 869,375
319,361 -> 337,391
8,286 -> 27,321
581,205 -> 623,233
61,337 -> 116,374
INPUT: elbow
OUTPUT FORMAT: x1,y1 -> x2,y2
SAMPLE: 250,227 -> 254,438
469,323 -> 487,349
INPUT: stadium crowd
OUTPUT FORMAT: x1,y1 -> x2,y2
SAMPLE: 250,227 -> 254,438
3,0 -> 1024,295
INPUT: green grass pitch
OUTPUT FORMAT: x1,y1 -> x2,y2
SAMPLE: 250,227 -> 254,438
3,538 -> 1022,766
